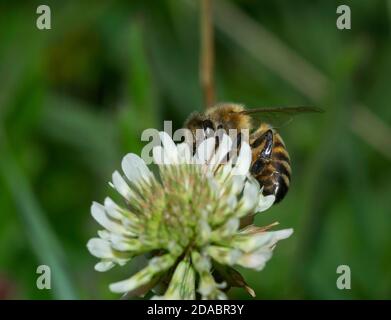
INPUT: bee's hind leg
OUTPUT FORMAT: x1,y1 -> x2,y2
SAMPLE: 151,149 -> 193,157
250,129 -> 274,175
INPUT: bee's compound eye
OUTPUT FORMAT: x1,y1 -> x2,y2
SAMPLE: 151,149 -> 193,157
202,119 -> 215,131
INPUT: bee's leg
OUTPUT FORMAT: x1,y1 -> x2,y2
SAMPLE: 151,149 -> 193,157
235,132 -> 242,149
226,132 -> 243,163
202,119 -> 215,138
250,130 -> 274,174
214,124 -> 225,150
259,130 -> 274,159
200,119 -> 220,157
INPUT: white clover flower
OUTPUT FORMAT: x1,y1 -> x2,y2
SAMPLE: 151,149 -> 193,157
87,131 -> 293,299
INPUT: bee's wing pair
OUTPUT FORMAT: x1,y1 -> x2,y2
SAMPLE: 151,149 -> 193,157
236,106 -> 324,129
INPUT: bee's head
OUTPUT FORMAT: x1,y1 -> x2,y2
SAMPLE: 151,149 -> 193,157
184,103 -> 252,147
185,112 -> 213,132
184,112 -> 214,147
205,103 -> 251,131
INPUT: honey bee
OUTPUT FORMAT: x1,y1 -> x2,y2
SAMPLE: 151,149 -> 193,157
185,103 -> 323,204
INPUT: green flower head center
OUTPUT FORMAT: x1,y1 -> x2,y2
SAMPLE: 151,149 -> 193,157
132,164 -> 237,257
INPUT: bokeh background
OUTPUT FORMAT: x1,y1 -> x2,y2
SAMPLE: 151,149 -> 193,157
1,0 -> 391,299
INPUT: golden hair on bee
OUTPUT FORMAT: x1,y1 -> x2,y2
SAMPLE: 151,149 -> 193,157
185,102 -> 252,134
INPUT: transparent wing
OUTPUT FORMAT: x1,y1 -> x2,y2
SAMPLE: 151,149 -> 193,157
237,106 -> 324,129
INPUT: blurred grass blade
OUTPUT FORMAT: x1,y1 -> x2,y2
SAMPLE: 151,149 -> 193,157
128,20 -> 157,127
144,8 -> 201,117
116,19 -> 160,152
351,105 -> 391,160
41,94 -> 119,176
212,0 -> 329,101
0,143 -> 79,299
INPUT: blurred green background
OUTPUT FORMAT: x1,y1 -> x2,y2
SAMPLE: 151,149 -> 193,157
1,0 -> 390,299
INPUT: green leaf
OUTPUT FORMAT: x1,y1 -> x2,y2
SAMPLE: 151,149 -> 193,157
0,140 -> 79,299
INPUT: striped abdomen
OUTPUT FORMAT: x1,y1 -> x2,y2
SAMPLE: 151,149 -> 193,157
250,124 -> 291,203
